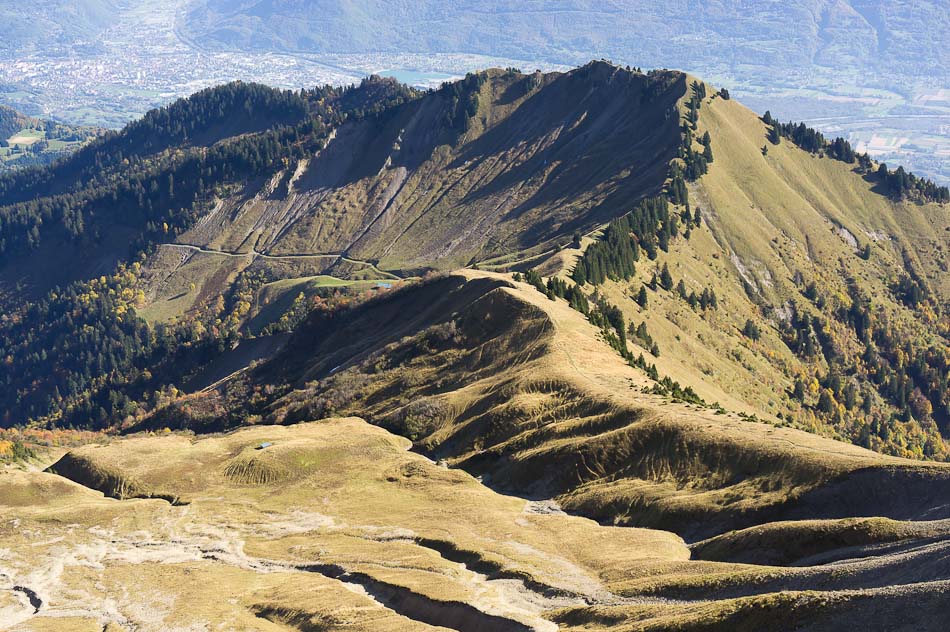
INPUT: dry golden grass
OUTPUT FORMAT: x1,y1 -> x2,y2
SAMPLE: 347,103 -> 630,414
5,270 -> 950,629
576,82 -> 950,456
7,67 -> 950,631
3,419 -> 691,630
6,413 -> 949,630
254,270 -> 950,545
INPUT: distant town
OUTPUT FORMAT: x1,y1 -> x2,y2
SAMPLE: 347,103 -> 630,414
2,0 -> 947,183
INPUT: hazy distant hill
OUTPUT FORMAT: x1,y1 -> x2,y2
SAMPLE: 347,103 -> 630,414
0,0 -> 118,57
184,0 -> 949,91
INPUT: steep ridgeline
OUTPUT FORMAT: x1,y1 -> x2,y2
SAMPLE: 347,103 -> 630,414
138,62 -> 685,318
1,60 -> 948,470
541,74 -> 950,462
1,272 -> 940,631
145,272 -> 950,549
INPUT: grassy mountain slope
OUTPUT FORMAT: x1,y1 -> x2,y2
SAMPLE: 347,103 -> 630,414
138,63 -> 683,319
1,420 -> 686,631
152,271 -> 950,540
579,80 -> 950,459
173,1 -> 950,184
16,271 -> 950,630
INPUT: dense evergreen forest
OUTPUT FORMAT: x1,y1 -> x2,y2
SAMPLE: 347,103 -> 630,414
0,106 -> 29,140
0,83 -> 314,258
0,77 -> 418,430
0,263 -> 217,429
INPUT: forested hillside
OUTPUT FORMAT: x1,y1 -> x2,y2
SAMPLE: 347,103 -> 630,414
0,105 -> 26,138
0,63 -> 948,468
0,79 -> 419,277
0,76 -> 417,429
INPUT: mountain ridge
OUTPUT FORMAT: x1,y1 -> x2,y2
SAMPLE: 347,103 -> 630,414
145,269 -> 950,537
0,61 -> 948,460
10,268 -> 950,630
4,59 -> 950,631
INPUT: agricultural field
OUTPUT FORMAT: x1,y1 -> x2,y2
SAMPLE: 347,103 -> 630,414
0,122 -> 98,170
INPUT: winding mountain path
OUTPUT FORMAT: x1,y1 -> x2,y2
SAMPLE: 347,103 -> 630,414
162,242 -> 403,279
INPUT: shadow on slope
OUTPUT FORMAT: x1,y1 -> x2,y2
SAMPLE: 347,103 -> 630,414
235,272 -> 950,540
242,64 -> 683,271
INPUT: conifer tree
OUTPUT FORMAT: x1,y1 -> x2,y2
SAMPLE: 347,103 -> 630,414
742,319 -> 761,340
660,263 -> 674,291
676,279 -> 688,299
